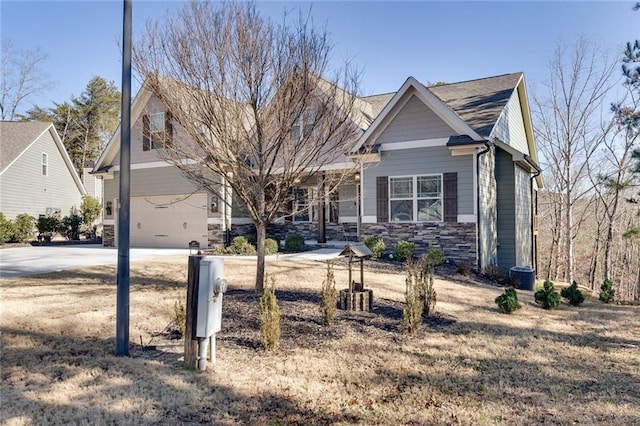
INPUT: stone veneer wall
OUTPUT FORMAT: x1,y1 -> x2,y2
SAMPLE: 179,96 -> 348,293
208,224 -> 223,247
225,222 -> 355,243
103,224 -> 115,247
360,222 -> 477,264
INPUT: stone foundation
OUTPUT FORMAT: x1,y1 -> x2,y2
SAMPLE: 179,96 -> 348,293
103,224 -> 115,247
360,222 -> 477,264
226,222 -> 355,243
208,224 -> 224,247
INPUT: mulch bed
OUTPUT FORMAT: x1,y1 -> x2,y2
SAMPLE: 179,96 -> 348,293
138,271 -> 459,365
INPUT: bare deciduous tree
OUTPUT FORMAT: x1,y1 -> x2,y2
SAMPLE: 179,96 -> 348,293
533,37 -> 617,284
133,1 -> 365,292
1,39 -> 54,120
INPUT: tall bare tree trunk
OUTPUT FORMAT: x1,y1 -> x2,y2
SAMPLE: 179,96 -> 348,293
255,221 -> 266,294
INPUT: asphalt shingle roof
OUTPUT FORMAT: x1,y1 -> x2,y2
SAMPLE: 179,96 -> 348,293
426,72 -> 522,138
0,121 -> 52,172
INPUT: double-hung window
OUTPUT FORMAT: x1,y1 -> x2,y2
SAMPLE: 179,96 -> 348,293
290,109 -> 316,141
41,153 -> 48,176
149,112 -> 166,149
389,175 -> 442,222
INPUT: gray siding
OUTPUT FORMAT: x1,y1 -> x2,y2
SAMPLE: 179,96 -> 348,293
376,95 -> 455,143
110,95 -> 193,167
492,90 -> 529,155
478,147 -> 497,269
496,149 -> 516,270
339,184 -> 357,218
362,146 -> 474,217
103,166 -> 219,219
514,166 -> 532,267
0,130 -> 83,219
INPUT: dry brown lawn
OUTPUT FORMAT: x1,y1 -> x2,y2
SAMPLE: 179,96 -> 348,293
1,255 -> 639,425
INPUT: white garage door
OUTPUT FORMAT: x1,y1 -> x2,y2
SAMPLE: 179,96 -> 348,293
128,194 -> 208,248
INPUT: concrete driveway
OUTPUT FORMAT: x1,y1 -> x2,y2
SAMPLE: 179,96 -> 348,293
0,245 -> 190,279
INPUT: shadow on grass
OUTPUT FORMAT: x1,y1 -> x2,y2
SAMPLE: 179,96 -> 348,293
0,326 -> 363,425
1,266 -> 186,290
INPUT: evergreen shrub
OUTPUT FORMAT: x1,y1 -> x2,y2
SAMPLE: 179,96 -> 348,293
364,236 -> 385,259
495,287 -> 522,314
561,281 -> 585,306
534,280 -> 561,310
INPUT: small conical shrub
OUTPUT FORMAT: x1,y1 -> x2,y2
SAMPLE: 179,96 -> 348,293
320,262 -> 338,326
403,259 -> 423,334
495,287 -> 522,314
534,280 -> 561,310
599,279 -> 615,303
561,281 -> 585,306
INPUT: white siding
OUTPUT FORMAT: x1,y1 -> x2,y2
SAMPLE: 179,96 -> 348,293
0,130 -> 83,219
376,95 -> 455,143
491,90 -> 529,154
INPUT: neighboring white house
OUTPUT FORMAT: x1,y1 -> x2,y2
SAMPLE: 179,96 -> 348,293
0,121 -> 86,220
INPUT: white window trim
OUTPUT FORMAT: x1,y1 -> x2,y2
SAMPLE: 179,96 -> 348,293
388,174 -> 443,223
149,112 -> 165,149
41,153 -> 48,176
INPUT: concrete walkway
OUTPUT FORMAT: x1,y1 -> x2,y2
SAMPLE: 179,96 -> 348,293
0,241 -> 353,279
0,245 -> 189,279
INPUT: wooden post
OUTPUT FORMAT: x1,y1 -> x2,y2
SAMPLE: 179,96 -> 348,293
185,255 -> 202,369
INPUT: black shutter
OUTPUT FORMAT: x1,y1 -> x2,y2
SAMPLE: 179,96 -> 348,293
443,172 -> 457,222
376,176 -> 388,223
329,191 -> 339,223
165,111 -> 173,146
142,114 -> 150,151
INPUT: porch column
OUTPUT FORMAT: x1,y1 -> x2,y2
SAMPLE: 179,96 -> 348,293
317,173 -> 326,243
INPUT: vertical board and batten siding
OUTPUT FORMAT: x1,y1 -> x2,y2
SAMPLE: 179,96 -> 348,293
375,95 -> 455,144
491,90 -> 529,155
478,147 -> 497,268
0,130 -> 83,219
514,166 -> 532,267
362,146 -> 474,218
495,149 -> 517,269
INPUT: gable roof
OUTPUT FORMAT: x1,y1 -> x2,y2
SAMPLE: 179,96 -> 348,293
0,121 -> 52,172
427,72 -> 523,138
0,121 -> 86,194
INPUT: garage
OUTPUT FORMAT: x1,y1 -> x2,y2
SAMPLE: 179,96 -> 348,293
124,194 -> 208,249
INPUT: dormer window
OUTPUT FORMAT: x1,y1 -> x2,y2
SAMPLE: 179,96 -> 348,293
143,111 -> 173,151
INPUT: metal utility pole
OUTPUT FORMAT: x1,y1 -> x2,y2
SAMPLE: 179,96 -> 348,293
116,0 -> 132,356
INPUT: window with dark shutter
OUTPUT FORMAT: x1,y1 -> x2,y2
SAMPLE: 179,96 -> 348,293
443,172 -> 457,222
142,114 -> 150,151
165,111 -> 173,146
376,176 -> 389,223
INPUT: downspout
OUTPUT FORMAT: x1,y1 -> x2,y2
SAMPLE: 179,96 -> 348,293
476,141 -> 492,271
525,155 -> 542,272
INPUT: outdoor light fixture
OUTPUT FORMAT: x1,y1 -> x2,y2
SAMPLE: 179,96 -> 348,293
210,196 -> 219,213
354,172 -> 361,182
189,240 -> 201,256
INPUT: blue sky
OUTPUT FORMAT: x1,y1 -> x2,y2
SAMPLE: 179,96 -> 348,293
1,1 -> 638,116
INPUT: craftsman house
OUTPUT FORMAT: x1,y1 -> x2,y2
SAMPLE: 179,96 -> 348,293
93,72 -> 542,272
